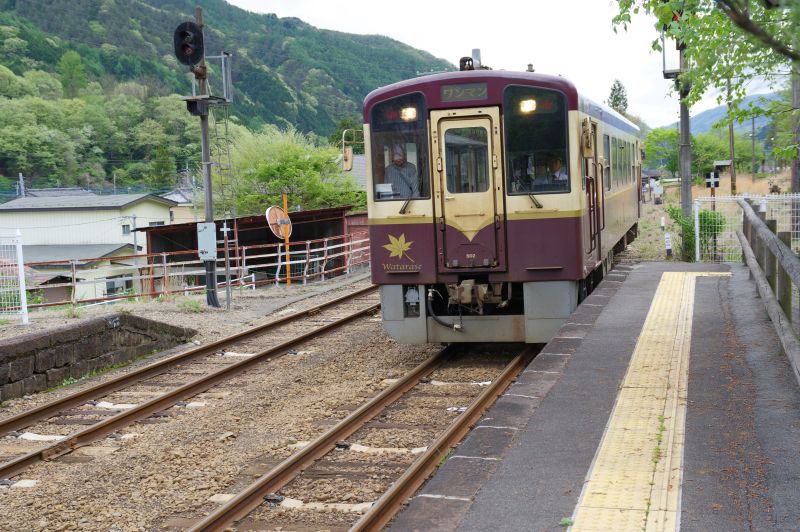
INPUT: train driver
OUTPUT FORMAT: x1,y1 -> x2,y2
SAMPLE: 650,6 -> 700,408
384,144 -> 419,198
547,155 -> 568,183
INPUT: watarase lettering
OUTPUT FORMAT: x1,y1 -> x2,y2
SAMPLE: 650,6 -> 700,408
382,263 -> 422,272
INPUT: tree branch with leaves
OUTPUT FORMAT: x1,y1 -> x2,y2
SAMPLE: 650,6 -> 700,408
613,0 -> 794,112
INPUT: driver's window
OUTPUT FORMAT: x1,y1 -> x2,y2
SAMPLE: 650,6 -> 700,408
370,92 -> 430,201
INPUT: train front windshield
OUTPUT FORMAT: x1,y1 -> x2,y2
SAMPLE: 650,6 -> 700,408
504,86 -> 570,195
370,93 -> 430,201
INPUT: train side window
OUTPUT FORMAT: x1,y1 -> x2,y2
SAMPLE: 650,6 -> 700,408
621,141 -> 630,185
629,142 -> 634,183
603,135 -> 611,191
503,85 -> 570,195
369,92 -> 430,201
611,137 -> 618,188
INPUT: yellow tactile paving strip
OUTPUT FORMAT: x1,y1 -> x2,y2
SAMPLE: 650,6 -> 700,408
571,272 -> 730,532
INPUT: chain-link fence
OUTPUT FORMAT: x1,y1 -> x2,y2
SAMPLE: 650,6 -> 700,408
0,230 -> 28,324
694,194 -> 800,263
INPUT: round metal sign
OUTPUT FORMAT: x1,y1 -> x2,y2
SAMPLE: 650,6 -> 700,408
265,206 -> 292,239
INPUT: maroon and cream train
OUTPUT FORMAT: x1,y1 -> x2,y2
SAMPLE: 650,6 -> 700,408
364,68 -> 640,344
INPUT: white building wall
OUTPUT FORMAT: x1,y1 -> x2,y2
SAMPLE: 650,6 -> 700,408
0,200 -> 173,252
1,209 -> 125,246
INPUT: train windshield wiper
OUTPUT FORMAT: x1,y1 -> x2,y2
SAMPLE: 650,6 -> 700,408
527,193 -> 543,209
398,182 -> 418,214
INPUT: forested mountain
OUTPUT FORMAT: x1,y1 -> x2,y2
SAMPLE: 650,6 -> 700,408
2,0 -> 452,132
0,0 -> 453,193
668,93 -> 779,137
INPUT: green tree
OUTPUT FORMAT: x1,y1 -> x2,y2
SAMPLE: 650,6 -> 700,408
692,132 -> 727,176
612,1 -> 793,114
230,126 -> 365,216
132,118 -> 166,159
0,123 -> 74,182
0,64 -> 34,98
644,127 -> 679,177
733,133 -> 764,175
608,79 -> 628,114
22,70 -> 63,99
148,145 -> 176,191
56,50 -> 87,98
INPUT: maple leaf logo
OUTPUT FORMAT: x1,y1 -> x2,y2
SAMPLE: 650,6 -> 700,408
382,233 -> 415,262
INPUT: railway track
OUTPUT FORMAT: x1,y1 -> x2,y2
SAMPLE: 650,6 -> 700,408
0,285 -> 379,481
184,344 -> 534,531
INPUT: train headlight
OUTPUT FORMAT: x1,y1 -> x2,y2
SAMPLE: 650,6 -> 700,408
519,99 -> 537,113
400,107 -> 417,121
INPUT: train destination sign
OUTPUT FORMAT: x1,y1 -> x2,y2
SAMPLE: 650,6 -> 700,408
441,82 -> 488,102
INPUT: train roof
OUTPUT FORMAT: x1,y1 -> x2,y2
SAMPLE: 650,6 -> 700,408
363,69 -> 638,136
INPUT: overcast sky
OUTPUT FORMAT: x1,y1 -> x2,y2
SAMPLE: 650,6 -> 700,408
226,0 -> 768,128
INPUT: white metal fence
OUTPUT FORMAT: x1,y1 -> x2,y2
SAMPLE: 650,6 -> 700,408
0,230 -> 28,324
694,194 -> 800,263
15,232 -> 370,309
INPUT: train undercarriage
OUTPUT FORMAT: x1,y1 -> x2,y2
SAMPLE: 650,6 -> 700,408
379,225 -> 636,344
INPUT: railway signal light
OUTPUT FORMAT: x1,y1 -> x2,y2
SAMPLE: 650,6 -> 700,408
173,21 -> 204,66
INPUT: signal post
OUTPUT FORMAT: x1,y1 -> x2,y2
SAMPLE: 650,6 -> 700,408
174,8 -> 221,307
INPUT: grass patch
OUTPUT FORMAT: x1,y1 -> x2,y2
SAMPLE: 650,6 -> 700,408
559,517 -> 574,527
43,351 -> 158,393
0,318 -> 10,325
64,305 -> 81,319
438,450 -> 452,467
179,299 -> 203,313
644,414 -> 670,522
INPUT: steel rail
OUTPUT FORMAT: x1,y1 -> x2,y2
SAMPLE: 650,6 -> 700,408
350,347 -> 534,531
0,285 -> 377,438
0,300 -> 380,480
188,346 -> 455,532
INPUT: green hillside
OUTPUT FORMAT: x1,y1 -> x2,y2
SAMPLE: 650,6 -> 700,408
1,0 -> 453,132
0,0 -> 453,193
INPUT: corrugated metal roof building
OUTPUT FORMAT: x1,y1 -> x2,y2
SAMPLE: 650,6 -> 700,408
0,194 -> 177,256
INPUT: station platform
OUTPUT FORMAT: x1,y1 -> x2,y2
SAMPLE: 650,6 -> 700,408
391,262 -> 800,531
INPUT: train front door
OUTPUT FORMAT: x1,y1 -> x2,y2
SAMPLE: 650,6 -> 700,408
431,108 -> 506,272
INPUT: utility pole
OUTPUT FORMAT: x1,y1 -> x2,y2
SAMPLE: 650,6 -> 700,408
131,214 -> 140,294
17,173 -> 25,197
751,116 -> 757,181
679,46 -> 692,219
131,214 -> 138,253
727,79 -> 736,195
794,64 -> 800,194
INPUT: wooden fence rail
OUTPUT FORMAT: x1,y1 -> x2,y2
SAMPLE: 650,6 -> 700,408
737,198 -> 800,388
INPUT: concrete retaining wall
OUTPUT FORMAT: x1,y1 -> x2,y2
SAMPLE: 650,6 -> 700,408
0,314 -> 196,402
